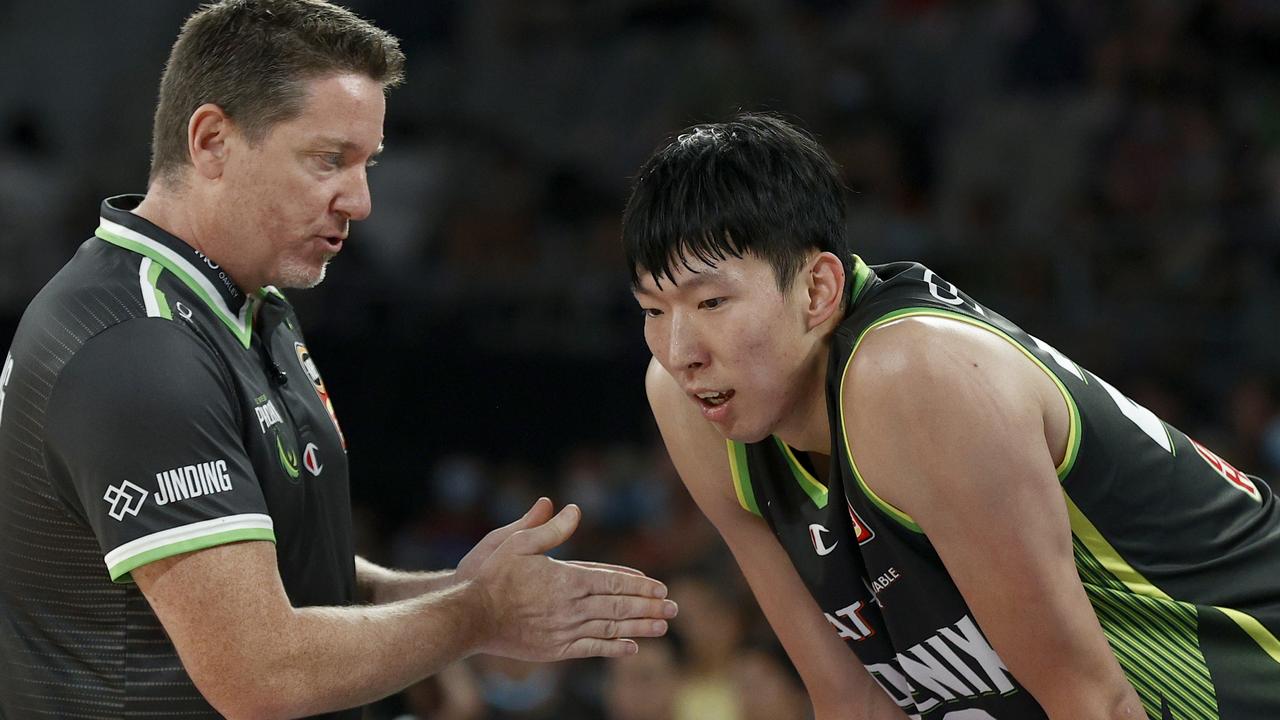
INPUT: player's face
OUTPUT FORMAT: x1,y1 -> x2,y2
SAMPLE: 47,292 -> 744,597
635,253 -> 815,443
221,72 -> 385,289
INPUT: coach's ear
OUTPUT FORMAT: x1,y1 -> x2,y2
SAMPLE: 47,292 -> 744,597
188,103 -> 232,180
805,251 -> 845,330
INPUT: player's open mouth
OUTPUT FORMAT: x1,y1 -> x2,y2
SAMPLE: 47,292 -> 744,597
696,390 -> 735,408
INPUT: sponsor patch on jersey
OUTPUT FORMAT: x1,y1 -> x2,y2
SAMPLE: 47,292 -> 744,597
848,502 -> 875,545
254,396 -> 285,435
1190,438 -> 1261,503
103,480 -> 149,521
154,459 -> 233,507
295,342 -> 346,448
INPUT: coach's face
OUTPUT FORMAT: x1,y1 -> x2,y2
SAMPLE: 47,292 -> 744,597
222,72 -> 385,290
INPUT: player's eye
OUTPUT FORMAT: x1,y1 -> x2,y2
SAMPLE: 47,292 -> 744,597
642,307 -> 663,319
699,297 -> 726,310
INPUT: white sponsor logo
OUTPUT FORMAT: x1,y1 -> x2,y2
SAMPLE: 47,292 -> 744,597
255,399 -> 284,434
303,442 -> 323,477
154,459 -> 232,506
103,480 -> 149,521
809,523 -> 838,556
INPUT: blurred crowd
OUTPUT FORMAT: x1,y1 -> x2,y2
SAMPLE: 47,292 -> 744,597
4,0 -> 1280,717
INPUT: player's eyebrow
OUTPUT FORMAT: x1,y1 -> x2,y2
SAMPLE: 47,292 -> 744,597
632,268 -> 726,297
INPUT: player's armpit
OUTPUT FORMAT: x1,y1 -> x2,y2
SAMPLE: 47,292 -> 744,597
844,316 -> 1144,719
646,359 -> 906,720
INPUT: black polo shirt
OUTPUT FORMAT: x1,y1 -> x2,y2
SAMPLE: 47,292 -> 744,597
0,195 -> 357,718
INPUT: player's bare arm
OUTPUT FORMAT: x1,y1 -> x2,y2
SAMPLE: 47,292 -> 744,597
843,316 -> 1145,719
134,502 -> 675,719
647,359 -> 907,720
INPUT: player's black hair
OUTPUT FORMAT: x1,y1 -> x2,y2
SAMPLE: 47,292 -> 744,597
622,113 -> 851,291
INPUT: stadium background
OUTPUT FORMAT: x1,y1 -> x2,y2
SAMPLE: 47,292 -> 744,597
2,1 -> 1280,718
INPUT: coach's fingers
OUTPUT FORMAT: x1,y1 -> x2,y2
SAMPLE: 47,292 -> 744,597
576,595 -> 678,623
561,637 -> 638,660
578,618 -> 670,640
507,504 -> 581,555
564,560 -> 648,577
583,566 -> 668,599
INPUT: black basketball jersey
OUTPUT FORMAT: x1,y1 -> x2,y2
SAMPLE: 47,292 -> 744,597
728,258 -> 1280,719
0,196 -> 356,718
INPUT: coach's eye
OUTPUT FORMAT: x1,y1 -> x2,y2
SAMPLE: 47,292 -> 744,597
642,307 -> 663,319
699,297 -> 726,310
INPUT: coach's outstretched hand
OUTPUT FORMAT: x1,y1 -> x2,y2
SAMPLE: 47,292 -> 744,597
469,498 -> 676,661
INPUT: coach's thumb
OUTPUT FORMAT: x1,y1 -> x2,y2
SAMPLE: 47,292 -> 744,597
513,503 -> 580,555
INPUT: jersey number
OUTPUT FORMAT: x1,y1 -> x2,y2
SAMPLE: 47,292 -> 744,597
0,353 -> 13,428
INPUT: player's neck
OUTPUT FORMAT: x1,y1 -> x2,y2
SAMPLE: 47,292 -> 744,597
772,342 -> 833,456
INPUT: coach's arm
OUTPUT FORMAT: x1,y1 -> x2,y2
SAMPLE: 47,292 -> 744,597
133,499 -> 675,720
647,359 -> 908,720
843,315 -> 1145,719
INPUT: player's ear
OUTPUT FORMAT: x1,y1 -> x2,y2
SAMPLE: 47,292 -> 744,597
805,252 -> 844,330
188,103 -> 233,180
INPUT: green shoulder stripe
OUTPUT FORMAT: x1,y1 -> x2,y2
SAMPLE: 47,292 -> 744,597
726,440 -> 761,516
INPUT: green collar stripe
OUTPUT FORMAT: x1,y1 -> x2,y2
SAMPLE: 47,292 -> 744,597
96,219 -> 255,348
139,258 -> 173,320
849,254 -> 873,303
772,436 -> 828,509
727,440 -> 761,516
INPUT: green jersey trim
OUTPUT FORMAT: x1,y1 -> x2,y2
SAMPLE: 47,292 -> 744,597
105,513 -> 276,583
96,220 -> 258,349
139,258 -> 173,320
1072,533 -> 1219,719
1067,494 -> 1280,670
727,440 -> 761,516
772,436 -> 829,508
838,307 -> 1084,533
849,255 -> 873,303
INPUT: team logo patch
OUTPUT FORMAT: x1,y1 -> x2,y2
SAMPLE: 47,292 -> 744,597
103,480 -> 149,521
294,342 -> 346,448
1190,438 -> 1261,502
276,431 -> 301,480
303,442 -> 323,477
848,502 -> 875,545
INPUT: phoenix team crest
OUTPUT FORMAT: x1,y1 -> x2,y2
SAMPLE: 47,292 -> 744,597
294,342 -> 346,448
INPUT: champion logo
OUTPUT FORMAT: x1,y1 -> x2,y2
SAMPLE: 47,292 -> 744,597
809,523 -> 838,556
103,480 -> 149,521
303,442 -> 323,477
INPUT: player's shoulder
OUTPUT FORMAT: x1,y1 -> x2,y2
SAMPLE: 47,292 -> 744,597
841,313 -> 1045,430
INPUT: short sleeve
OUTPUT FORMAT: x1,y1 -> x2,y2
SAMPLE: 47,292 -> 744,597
45,318 -> 274,583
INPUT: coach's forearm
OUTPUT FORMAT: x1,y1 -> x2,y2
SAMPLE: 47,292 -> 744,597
207,580 -> 490,719
355,555 -> 456,604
